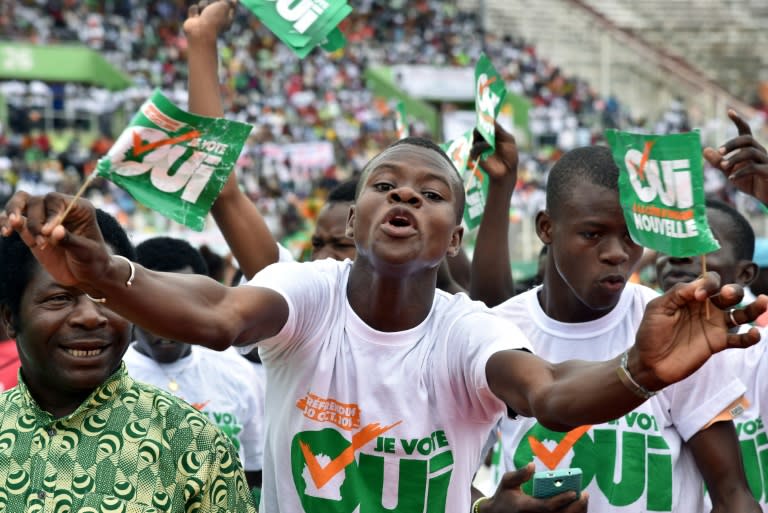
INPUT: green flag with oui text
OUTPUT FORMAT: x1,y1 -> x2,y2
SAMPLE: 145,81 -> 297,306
605,130 -> 720,257
97,90 -> 252,231
241,0 -> 352,58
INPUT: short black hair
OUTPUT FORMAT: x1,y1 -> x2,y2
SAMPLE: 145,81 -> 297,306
327,178 -> 359,204
0,209 -> 136,325
546,146 -> 619,217
356,137 -> 465,223
706,199 -> 755,261
136,237 -> 208,276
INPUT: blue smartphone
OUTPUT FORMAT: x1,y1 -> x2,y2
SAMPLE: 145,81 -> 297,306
531,468 -> 582,499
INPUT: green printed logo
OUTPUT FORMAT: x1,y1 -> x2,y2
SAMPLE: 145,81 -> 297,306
291,427 -> 453,512
203,411 -> 243,451
513,414 -> 673,511
736,418 -> 768,504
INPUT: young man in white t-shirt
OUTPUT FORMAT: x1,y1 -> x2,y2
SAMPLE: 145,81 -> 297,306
471,145 -> 761,512
122,236 -> 265,490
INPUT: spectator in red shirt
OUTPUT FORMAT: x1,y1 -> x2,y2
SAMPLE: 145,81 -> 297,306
0,323 -> 19,391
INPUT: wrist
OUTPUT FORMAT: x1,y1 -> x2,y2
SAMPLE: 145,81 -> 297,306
472,496 -> 491,513
624,348 -> 664,394
488,171 -> 517,189
185,31 -> 219,47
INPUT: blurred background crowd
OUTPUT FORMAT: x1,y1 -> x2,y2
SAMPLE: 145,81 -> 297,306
1,0 -> 767,277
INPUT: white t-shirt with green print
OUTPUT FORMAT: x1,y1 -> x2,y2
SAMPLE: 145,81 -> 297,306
493,283 -> 746,513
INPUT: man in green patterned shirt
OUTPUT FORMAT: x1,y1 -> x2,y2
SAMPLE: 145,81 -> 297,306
0,207 -> 257,513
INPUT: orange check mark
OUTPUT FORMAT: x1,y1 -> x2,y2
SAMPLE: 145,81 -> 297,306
635,140 -> 655,181
528,424 -> 591,470
299,421 -> 401,489
132,129 -> 200,157
479,76 -> 497,96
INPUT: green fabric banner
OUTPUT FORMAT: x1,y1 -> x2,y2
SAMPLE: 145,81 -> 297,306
96,91 -> 252,231
241,0 -> 352,58
0,43 -> 131,90
605,130 -> 720,257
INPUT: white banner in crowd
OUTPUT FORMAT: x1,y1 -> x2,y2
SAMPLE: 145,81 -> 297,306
261,142 -> 335,171
392,65 -> 475,101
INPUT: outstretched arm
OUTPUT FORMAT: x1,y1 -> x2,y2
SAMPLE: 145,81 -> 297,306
704,109 -> 768,205
0,192 -> 288,350
487,275 -> 765,431
469,123 -> 518,306
185,0 -> 279,279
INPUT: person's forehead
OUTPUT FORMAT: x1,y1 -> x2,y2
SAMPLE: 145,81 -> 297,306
316,203 -> 352,235
366,145 -> 457,182
559,182 -> 621,220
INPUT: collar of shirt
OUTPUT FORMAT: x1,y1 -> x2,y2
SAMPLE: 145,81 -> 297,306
14,363 -> 134,426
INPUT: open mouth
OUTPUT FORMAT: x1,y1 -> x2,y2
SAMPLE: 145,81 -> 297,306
381,208 -> 418,237
389,216 -> 411,227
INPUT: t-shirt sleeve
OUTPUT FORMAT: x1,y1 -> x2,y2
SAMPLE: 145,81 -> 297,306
664,352 -> 747,441
443,311 -> 534,423
240,261 -> 335,358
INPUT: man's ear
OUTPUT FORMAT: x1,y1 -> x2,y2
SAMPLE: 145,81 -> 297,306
0,306 -> 16,339
345,205 -> 356,239
535,210 -> 553,244
446,225 -> 464,258
737,260 -> 759,287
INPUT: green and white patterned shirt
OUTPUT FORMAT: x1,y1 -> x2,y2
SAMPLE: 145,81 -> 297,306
0,363 -> 257,513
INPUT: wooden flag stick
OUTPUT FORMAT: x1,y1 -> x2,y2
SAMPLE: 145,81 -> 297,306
465,156 -> 482,193
53,171 -> 99,228
702,254 -> 710,319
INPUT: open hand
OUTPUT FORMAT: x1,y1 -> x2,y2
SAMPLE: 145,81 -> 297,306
0,192 -> 109,288
703,110 -> 768,204
183,0 -> 237,42
481,464 -> 587,513
630,272 -> 766,391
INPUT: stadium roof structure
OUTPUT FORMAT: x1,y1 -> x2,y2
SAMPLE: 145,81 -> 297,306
462,0 -> 765,129
0,42 -> 132,91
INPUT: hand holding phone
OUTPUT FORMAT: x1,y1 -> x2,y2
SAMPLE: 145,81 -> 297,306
532,468 -> 583,499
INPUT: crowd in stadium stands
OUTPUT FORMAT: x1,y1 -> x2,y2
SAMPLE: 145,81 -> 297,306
0,0 -> 734,257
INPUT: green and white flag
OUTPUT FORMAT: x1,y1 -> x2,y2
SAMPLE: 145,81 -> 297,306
97,90 -> 252,231
241,0 -> 352,58
605,130 -> 720,257
475,53 -> 507,159
441,129 -> 489,230
438,55 -> 507,230
395,101 -> 409,139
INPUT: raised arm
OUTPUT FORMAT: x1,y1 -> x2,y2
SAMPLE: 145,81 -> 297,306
704,109 -> 768,205
0,192 -> 288,350
184,0 -> 279,279
469,123 -> 518,306
486,275 -> 766,431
